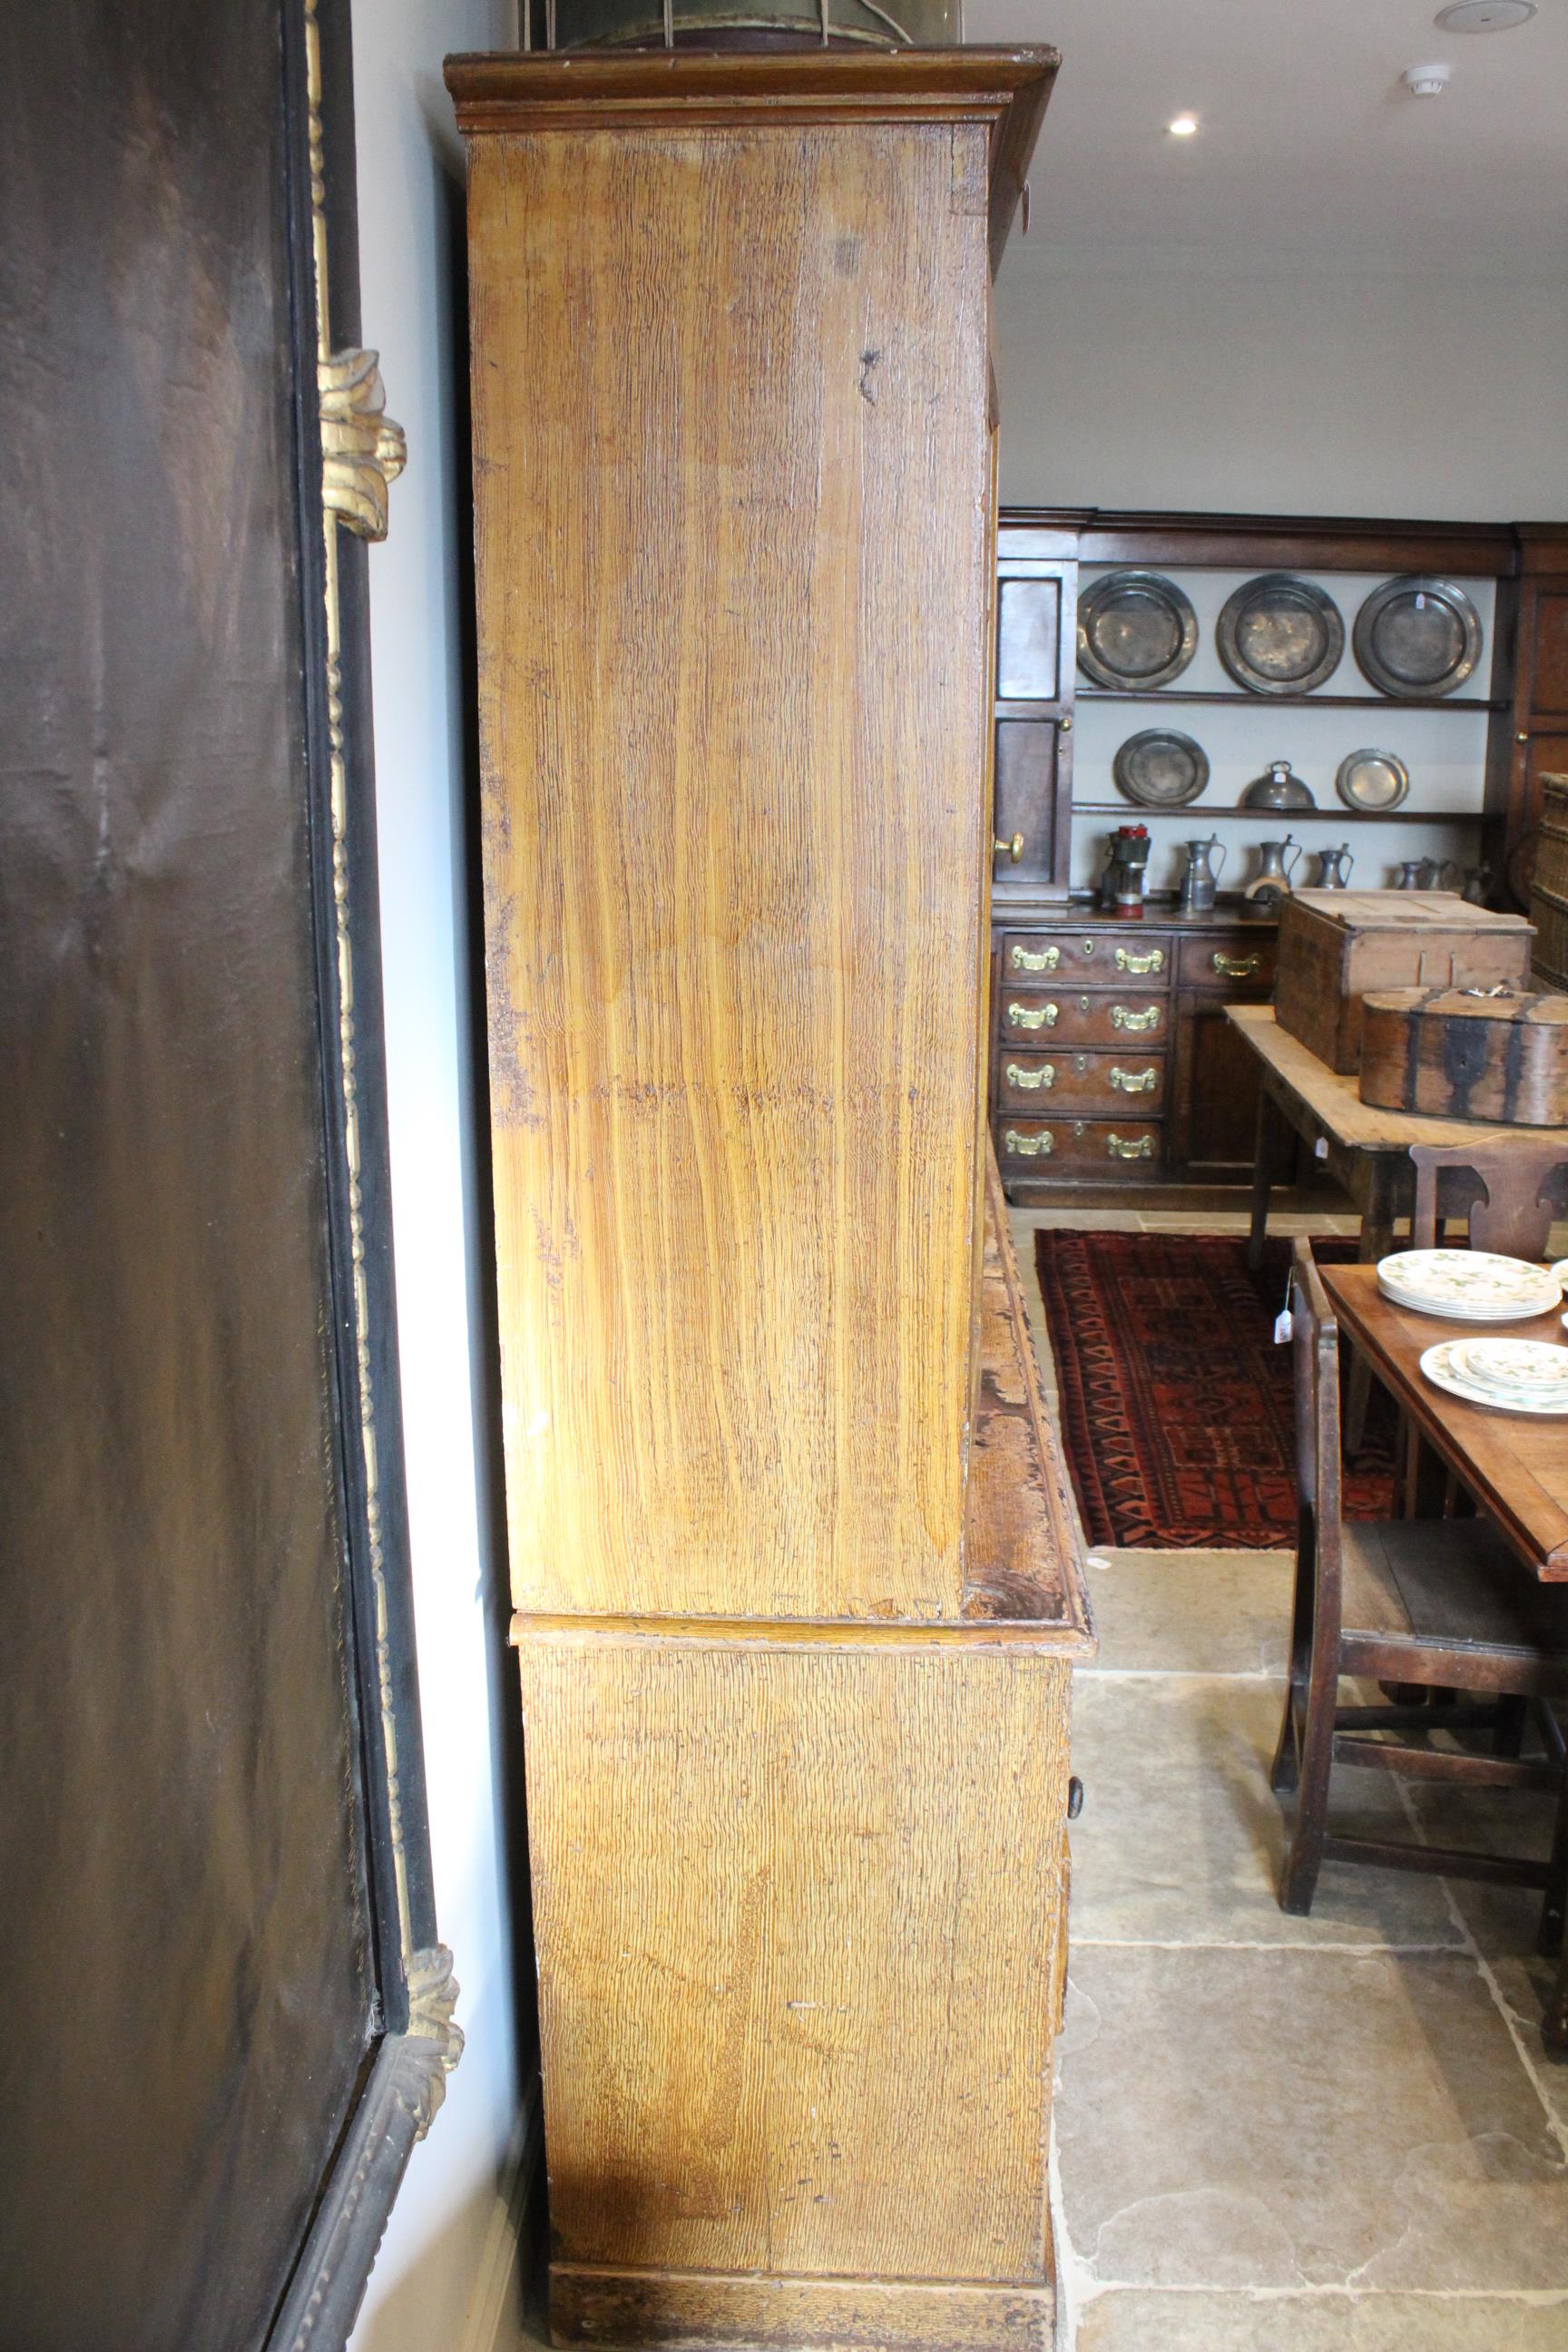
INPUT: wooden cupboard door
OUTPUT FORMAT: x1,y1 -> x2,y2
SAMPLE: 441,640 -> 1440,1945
467,118 -> 995,1623
1531,591 -> 1568,715
994,718 -> 1063,887
996,576 -> 1060,700
1172,995 -> 1266,1181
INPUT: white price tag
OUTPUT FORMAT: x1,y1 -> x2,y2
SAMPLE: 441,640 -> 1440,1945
1314,1136 -> 1329,1161
1273,1308 -> 1294,1345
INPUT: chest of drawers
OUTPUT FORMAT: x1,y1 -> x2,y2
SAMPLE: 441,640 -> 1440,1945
993,909 -> 1279,1191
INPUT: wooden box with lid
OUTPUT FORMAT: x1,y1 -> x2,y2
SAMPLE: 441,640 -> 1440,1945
446,45 -> 1090,2351
1275,889 -> 1534,1075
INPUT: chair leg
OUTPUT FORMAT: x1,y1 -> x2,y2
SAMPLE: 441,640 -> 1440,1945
1270,1688 -> 1299,1797
1279,1691 -> 1334,1916
1270,1541 -> 1317,1798
1540,1720 -> 1568,1960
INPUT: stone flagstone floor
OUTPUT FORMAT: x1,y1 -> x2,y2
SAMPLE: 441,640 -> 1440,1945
1012,1200 -> 1568,2352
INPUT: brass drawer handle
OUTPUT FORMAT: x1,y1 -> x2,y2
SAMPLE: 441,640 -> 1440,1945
1004,1126 -> 1054,1158
1106,1132 -> 1154,1161
1006,1000 -> 1059,1031
1005,1061 -> 1054,1091
1113,946 -> 1163,975
1109,1065 -> 1159,1094
1111,1003 -> 1160,1033
994,831 -> 1024,863
1011,944 -> 1061,974
1212,951 -> 1262,980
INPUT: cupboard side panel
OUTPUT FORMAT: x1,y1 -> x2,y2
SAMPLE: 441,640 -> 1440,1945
468,122 -> 992,1622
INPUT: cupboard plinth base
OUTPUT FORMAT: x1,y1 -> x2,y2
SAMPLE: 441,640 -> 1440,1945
550,2263 -> 1055,2352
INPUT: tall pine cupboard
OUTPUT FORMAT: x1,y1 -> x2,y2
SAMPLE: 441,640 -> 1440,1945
445,46 -> 1091,2349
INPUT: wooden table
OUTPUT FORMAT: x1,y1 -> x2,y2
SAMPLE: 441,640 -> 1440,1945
1319,1262 -> 1568,1583
1227,1004 -> 1549,1274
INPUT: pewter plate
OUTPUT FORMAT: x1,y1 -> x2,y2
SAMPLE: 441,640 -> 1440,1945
1335,748 -> 1410,813
1112,727 -> 1210,808
1216,573 -> 1345,695
1077,570 -> 1199,691
1353,575 -> 1483,699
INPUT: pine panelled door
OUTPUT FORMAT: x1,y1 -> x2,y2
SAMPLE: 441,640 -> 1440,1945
446,46 -> 1091,2351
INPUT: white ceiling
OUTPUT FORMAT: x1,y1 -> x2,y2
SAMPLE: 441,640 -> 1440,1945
965,0 -> 1568,274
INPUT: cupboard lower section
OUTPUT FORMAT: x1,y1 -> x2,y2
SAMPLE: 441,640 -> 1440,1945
517,1628 -> 1073,2352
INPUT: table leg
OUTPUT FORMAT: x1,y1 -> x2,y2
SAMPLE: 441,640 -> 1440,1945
1247,1088 -> 1280,1273
1346,1162 -> 1397,1455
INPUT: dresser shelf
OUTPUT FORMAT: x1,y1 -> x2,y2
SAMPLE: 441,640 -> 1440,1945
1075,688 -> 1504,712
1072,802 -> 1485,824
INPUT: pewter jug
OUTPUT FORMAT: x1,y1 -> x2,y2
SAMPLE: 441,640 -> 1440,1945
1393,860 -> 1425,890
1315,843 -> 1355,889
1242,834 -> 1302,914
1178,834 -> 1226,917
1461,860 -> 1494,906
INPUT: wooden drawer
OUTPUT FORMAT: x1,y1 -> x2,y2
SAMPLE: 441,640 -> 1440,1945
1002,930 -> 1172,987
1178,931 -> 1277,993
996,1116 -> 1162,1176
997,988 -> 1169,1047
996,1048 -> 1167,1115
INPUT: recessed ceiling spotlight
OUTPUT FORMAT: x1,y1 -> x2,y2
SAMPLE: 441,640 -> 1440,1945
1167,113 -> 1200,137
1402,60 -> 1453,94
1436,1 -> 1535,30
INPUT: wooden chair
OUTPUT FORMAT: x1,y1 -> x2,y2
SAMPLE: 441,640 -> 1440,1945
1408,1136 -> 1568,1259
1270,1239 -> 1568,1940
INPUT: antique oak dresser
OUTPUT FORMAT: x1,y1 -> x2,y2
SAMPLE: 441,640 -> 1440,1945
446,45 -> 1091,2352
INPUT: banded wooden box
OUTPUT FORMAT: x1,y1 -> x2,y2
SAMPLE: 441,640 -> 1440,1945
1358,986 -> 1568,1125
1275,890 -> 1534,1074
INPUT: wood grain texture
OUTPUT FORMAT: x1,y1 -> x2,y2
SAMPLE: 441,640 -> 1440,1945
550,2266 -> 1054,2350
466,105 -> 998,1622
515,1633 -> 1072,2290
445,49 -> 1059,274
506,1163 -> 1093,1651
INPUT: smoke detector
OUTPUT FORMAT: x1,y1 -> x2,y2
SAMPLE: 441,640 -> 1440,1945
1436,1 -> 1535,29
1402,60 -> 1453,94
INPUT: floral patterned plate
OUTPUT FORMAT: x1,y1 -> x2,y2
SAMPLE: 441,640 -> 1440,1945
1421,1341 -> 1568,1416
1377,1248 -> 1562,1322
1451,1338 -> 1568,1401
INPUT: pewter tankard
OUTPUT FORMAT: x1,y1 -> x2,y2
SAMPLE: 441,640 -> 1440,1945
1178,834 -> 1226,916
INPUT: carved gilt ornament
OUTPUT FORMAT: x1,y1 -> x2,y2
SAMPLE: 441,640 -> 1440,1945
318,346 -> 407,540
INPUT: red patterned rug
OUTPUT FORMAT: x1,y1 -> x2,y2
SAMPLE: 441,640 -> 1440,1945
1034,1230 -> 1398,1550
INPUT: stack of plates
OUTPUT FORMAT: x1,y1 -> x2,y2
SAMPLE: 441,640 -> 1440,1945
1377,1249 -> 1563,1322
1421,1336 -> 1568,1416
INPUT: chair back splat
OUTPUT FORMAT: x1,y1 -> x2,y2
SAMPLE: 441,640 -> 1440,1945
1408,1137 -> 1568,1260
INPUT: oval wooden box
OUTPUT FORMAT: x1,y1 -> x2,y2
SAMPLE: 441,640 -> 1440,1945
1358,986 -> 1568,1126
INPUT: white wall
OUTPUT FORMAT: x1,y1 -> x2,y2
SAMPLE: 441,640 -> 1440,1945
343,3 -> 531,2347
994,258 -> 1568,519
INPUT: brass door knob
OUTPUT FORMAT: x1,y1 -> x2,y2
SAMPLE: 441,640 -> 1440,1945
994,831 -> 1024,863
